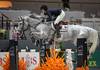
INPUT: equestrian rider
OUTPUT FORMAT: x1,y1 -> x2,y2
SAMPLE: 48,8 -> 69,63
40,5 -> 65,29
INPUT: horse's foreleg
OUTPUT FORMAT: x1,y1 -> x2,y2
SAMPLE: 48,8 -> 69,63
89,30 -> 98,55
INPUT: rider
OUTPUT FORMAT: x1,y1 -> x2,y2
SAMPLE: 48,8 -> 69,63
40,5 -> 65,30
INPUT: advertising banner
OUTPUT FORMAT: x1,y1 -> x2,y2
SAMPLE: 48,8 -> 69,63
0,52 -> 9,70
19,52 -> 40,70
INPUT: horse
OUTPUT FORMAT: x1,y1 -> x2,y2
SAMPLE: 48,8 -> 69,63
17,15 -> 99,56
17,15 -> 99,70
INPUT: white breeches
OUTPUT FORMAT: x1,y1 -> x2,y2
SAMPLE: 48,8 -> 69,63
54,10 -> 65,25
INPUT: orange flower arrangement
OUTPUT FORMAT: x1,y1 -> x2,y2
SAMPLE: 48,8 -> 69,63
85,66 -> 89,70
76,67 -> 85,70
2,53 -> 10,70
76,66 -> 89,70
18,58 -> 26,70
35,48 -> 68,70
76,60 -> 89,70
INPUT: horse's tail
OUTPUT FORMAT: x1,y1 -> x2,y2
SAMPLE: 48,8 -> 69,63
89,30 -> 99,54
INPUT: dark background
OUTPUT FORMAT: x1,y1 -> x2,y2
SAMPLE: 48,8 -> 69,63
11,0 -> 100,17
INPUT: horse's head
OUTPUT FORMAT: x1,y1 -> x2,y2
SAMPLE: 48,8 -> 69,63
18,16 -> 29,31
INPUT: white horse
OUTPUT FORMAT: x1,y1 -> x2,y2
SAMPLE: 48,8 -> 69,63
17,15 -> 99,70
18,15 -> 98,55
